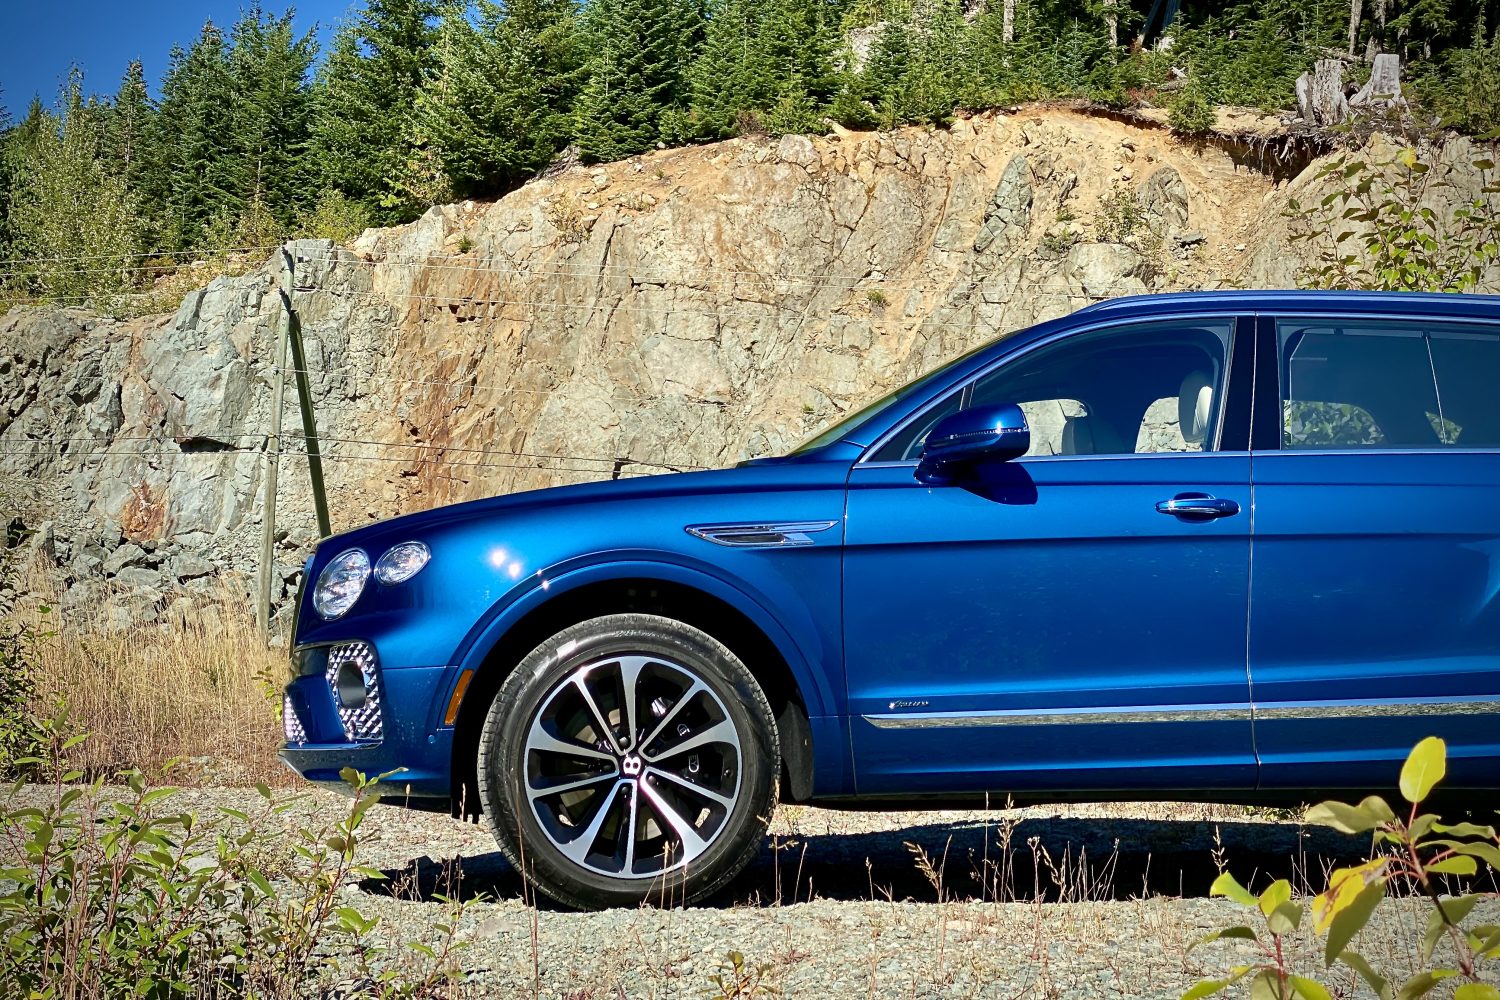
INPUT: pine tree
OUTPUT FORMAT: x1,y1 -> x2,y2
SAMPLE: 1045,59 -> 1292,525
9,71 -> 142,300
151,24 -> 240,250
227,6 -> 318,236
687,0 -> 842,137
108,60 -> 155,195
311,0 -> 443,224
573,0 -> 702,162
419,0 -> 583,198
0,90 -> 13,269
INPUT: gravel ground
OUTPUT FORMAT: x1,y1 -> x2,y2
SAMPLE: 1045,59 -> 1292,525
18,785 -> 1500,998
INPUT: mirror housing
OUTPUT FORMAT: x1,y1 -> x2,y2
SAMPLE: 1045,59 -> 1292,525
916,403 -> 1031,484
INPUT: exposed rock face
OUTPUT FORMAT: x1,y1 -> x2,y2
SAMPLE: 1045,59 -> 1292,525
1,109 -> 1495,623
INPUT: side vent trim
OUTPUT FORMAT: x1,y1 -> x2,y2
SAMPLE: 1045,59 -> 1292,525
685,520 -> 839,548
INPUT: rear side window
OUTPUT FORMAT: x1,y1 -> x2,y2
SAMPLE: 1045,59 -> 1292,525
1278,318 -> 1500,450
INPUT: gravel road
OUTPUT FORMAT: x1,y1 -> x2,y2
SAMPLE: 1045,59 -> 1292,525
25,785 -> 1499,998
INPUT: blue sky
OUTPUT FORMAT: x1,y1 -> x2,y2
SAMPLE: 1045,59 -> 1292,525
0,2 -> 356,120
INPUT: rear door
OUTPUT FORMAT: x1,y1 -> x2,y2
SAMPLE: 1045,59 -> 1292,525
1250,313 -> 1500,792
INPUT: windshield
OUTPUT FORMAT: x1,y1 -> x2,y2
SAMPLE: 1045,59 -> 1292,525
785,339 -> 997,455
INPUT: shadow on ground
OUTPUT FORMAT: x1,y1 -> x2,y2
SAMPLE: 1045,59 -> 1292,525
359,812 -> 1371,910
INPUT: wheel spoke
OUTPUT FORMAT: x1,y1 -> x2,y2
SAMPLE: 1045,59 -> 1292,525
638,778 -> 708,860
556,779 -> 628,865
640,679 -> 706,750
645,718 -> 738,762
646,767 -> 736,809
527,770 -> 616,802
622,781 -> 639,875
618,656 -> 647,749
572,674 -> 623,755
528,728 -> 614,764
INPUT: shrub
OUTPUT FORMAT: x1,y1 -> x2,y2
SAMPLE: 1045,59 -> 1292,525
1412,21 -> 1500,138
1184,737 -> 1500,1000
0,539 -> 43,778
1286,147 -> 1500,292
298,188 -> 375,245
0,738 -> 472,999
1169,78 -> 1218,135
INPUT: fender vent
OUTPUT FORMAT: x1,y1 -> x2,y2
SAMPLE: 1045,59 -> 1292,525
685,521 -> 838,548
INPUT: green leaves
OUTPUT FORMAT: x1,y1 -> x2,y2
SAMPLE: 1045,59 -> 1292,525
1323,880 -> 1387,965
1210,871 -> 1257,906
1305,796 -> 1395,835
1401,737 -> 1447,804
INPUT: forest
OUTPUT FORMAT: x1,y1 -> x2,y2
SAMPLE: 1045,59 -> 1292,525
0,0 -> 1497,304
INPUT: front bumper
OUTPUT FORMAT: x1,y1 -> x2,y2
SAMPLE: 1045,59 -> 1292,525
279,640 -> 456,800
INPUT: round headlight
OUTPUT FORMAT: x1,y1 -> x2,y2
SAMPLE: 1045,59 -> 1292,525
374,541 -> 430,585
313,548 -> 370,620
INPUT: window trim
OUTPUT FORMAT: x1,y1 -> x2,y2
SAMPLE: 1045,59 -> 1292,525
858,310 -> 1253,466
1256,312 -> 1500,454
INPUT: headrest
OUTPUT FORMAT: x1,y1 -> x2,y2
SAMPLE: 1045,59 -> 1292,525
1179,371 -> 1214,447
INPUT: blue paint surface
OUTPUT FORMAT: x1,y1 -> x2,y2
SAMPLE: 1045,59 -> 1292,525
283,290 -> 1500,804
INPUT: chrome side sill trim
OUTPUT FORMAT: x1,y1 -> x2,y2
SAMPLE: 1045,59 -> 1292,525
863,703 -> 1251,729
863,697 -> 1500,730
685,520 -> 839,548
1253,697 -> 1500,720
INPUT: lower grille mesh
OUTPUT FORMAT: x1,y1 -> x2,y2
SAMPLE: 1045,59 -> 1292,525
325,641 -> 383,741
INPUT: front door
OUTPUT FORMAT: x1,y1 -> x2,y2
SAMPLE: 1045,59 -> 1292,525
1250,314 -> 1500,792
844,316 -> 1258,795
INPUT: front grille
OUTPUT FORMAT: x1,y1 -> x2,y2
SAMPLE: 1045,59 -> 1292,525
325,640 -> 383,741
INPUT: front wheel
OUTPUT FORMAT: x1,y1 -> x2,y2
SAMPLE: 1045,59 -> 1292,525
476,614 -> 779,909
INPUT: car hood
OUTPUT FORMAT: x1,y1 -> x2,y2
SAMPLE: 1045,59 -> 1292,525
314,440 -> 862,554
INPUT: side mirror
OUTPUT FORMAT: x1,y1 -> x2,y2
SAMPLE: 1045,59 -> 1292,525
916,403 -> 1030,485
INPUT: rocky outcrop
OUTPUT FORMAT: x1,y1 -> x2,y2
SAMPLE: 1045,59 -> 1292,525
1,109 -> 1495,625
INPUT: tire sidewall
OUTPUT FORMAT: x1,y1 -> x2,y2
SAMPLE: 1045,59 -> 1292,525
477,614 -> 778,909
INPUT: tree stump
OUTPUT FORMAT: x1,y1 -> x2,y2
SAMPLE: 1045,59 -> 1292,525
1296,59 -> 1351,125
1350,53 -> 1404,110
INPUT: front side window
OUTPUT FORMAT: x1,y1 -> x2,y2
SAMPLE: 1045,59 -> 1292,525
872,319 -> 1233,462
1278,318 -> 1500,450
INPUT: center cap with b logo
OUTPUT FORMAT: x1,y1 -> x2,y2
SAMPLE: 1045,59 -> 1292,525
622,754 -> 643,777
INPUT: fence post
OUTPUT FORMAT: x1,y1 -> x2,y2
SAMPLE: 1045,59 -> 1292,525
280,246 -> 331,539
256,265 -> 291,640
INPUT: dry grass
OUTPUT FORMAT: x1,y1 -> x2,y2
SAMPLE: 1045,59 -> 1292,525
26,582 -> 287,786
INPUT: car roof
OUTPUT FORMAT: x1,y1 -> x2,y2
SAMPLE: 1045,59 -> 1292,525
1074,289 -> 1500,321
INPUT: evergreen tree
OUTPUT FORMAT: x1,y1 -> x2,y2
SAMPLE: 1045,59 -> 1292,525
686,0 -> 842,137
419,0 -> 583,198
9,72 -> 141,300
151,24 -> 240,250
227,6 -> 319,235
0,91 -> 13,268
573,0 -> 702,162
108,60 -> 155,195
860,0 -> 975,127
312,0 -> 443,224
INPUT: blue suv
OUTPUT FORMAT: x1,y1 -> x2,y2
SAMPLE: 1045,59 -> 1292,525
282,290 -> 1500,908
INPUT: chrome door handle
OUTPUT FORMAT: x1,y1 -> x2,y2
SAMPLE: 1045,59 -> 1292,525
1156,493 -> 1240,519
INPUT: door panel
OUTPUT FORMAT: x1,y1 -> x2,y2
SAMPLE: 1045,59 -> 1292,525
845,453 -> 1255,794
1251,316 -> 1500,791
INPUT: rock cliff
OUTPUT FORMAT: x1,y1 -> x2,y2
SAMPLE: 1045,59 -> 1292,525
2,109 -> 1495,624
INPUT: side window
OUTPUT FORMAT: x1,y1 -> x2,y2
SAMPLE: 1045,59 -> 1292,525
872,319 -> 1232,461
1277,319 -> 1500,450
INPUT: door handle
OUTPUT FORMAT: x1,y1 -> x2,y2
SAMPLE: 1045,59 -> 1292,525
1156,493 -> 1240,519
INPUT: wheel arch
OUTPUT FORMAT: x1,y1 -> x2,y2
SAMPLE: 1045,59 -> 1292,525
447,566 -> 824,819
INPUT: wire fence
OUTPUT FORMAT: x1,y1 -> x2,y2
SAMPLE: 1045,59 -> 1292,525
0,238 -> 1209,636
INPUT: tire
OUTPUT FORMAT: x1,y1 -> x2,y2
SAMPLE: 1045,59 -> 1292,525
476,613 -> 779,909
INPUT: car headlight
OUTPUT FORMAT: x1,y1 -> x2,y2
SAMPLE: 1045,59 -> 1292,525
374,541 -> 431,585
313,548 -> 370,620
